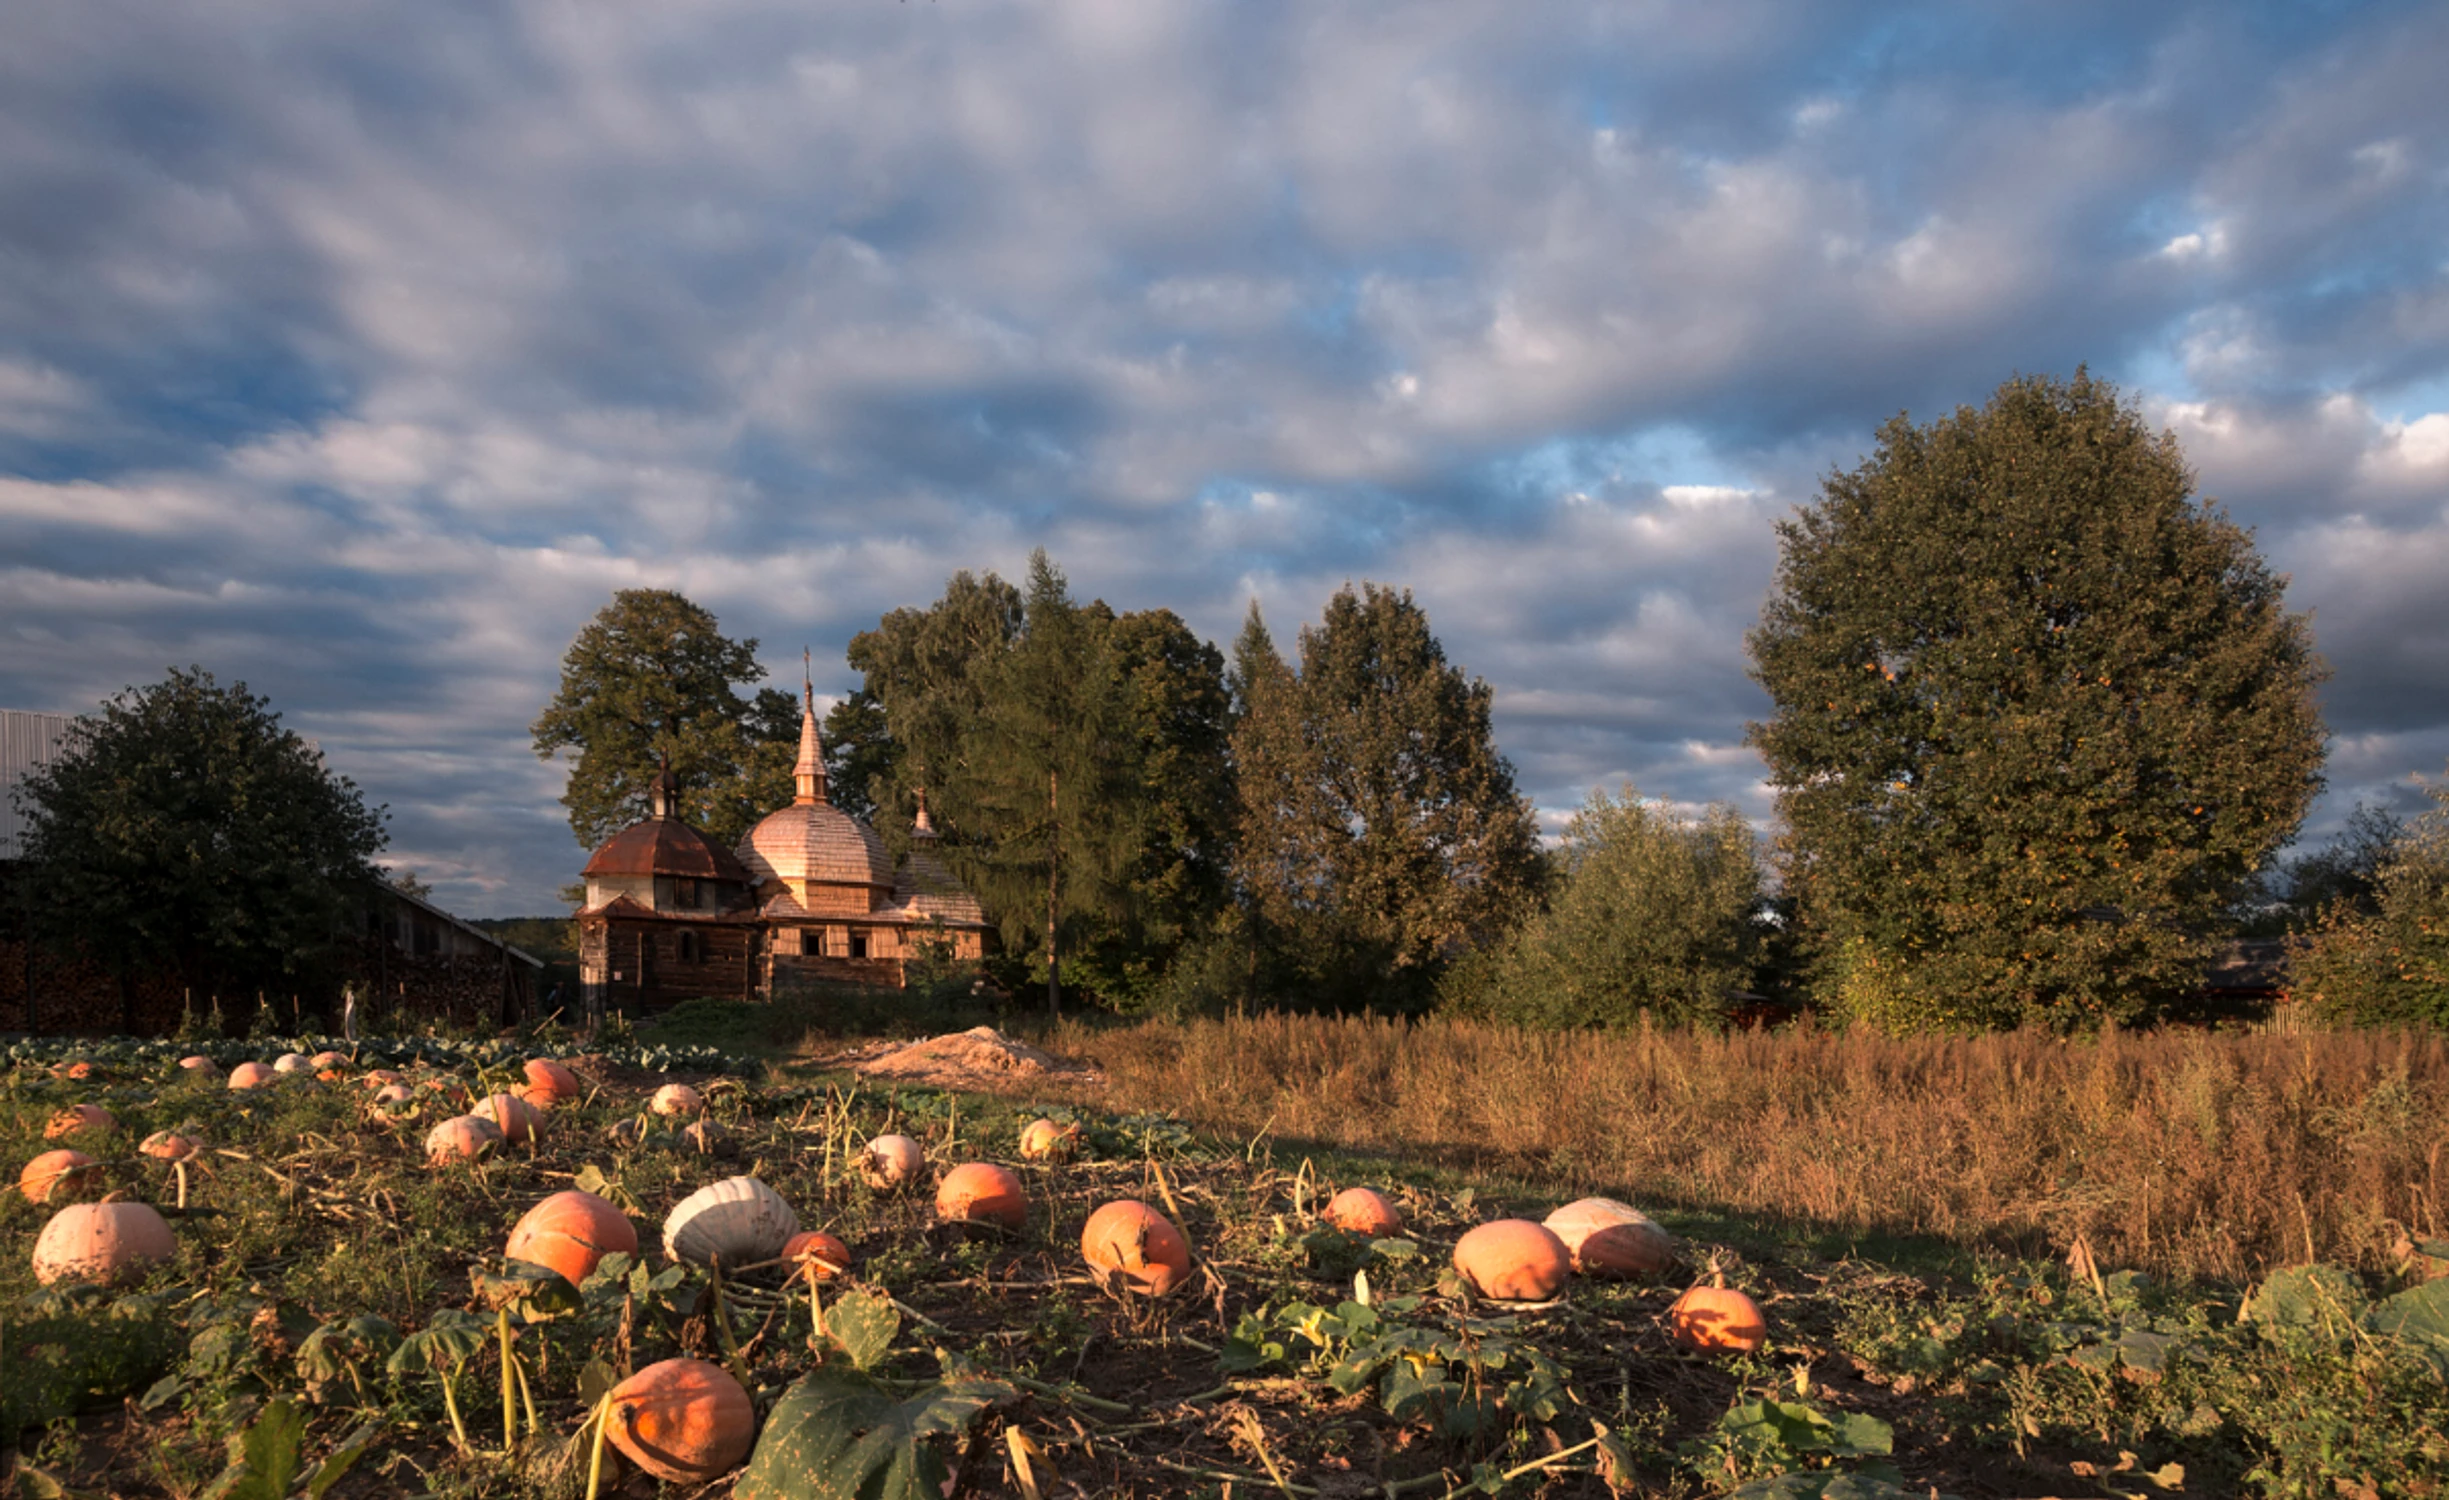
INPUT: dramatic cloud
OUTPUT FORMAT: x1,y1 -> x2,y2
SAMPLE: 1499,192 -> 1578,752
3,0 -> 2444,911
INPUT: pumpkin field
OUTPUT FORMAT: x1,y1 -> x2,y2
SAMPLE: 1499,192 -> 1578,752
3,1023 -> 2447,1500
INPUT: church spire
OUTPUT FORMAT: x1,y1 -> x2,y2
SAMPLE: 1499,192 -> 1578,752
912,785 -> 936,839
794,650 -> 828,806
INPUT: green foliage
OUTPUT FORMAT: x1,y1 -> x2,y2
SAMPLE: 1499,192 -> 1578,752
529,588 -> 796,850
845,553 -> 1234,1015
1231,585 -> 1545,1013
1707,1397 -> 1894,1482
0,1288 -> 181,1444
733,1368 -> 1012,1500
1443,785 -> 1766,1028
1747,371 -> 2327,1031
9,667 -> 387,1007
2290,765 -> 2449,1027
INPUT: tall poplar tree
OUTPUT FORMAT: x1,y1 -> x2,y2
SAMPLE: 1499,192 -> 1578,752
1747,371 -> 2327,1030
1232,583 -> 1544,1011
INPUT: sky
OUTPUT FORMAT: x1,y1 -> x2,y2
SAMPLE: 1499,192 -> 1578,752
3,1 -> 2446,917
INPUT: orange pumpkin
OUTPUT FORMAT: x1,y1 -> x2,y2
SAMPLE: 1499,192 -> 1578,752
56,1059 -> 101,1081
604,1358 -> 756,1483
33,1197 -> 176,1287
45,1104 -> 116,1140
371,1083 -> 415,1106
1080,1200 -> 1192,1297
1667,1283 -> 1768,1354
177,1056 -> 222,1078
934,1163 -> 1028,1231
1018,1118 -> 1076,1162
1324,1187 -> 1404,1237
522,1059 -> 583,1107
426,1115 -> 506,1163
474,1092 -> 541,1143
310,1050 -> 349,1072
229,1061 -> 277,1090
361,1068 -> 406,1089
19,1149 -> 98,1204
783,1230 -> 851,1281
1452,1219 -> 1573,1301
1543,1198 -> 1675,1279
507,1190 -> 638,1287
140,1131 -> 203,1162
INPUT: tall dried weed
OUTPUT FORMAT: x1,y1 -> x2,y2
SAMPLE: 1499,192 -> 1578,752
1059,1014 -> 2449,1280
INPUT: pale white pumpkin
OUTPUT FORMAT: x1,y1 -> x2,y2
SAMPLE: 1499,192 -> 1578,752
34,1198 -> 176,1286
1541,1197 -> 1676,1279
650,1083 -> 704,1117
863,1135 -> 926,1191
663,1176 -> 800,1268
271,1053 -> 312,1074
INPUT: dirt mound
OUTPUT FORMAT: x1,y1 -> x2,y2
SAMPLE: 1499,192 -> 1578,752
851,1026 -> 1096,1089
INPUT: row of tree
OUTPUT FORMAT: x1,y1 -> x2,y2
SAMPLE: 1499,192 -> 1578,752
529,371 -> 2431,1032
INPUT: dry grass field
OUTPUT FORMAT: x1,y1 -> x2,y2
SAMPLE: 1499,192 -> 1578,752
1060,1014 -> 2449,1282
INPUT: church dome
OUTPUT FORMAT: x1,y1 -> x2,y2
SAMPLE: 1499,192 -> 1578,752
738,802 -> 895,890
582,764 -> 750,882
735,679 -> 894,892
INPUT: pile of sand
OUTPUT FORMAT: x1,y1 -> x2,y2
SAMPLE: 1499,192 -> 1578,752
853,1026 -> 1090,1087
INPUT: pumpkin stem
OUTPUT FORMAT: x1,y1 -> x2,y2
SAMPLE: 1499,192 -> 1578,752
498,1305 -> 517,1453
582,1391 -> 612,1500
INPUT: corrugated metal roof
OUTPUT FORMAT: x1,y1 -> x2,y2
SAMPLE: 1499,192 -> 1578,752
0,709 -> 80,859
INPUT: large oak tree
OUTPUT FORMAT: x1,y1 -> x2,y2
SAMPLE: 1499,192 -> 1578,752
1746,371 -> 2327,1030
530,589 -> 796,852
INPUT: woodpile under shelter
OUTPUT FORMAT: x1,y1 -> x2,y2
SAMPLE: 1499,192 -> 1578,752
575,686 -> 990,1013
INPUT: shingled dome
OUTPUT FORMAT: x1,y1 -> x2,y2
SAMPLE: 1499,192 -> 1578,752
735,684 -> 895,893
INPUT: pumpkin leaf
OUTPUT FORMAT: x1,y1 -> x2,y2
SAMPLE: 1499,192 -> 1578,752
473,1258 -> 585,1320
303,1420 -> 382,1500
2244,1264 -> 2367,1343
2366,1278 -> 2449,1375
733,1368 -> 1013,1500
10,1464 -> 105,1500
200,1396 -> 305,1500
577,1357 -> 623,1407
821,1286 -> 900,1372
387,1310 -> 489,1377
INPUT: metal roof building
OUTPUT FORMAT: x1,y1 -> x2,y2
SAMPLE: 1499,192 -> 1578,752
0,709 -> 78,860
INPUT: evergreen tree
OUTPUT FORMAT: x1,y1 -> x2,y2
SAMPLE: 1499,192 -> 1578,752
1232,583 -> 1545,1011
1442,787 -> 1763,1028
1746,371 -> 2327,1030
931,553 -> 1139,1019
529,589 -> 792,850
11,668 -> 387,1023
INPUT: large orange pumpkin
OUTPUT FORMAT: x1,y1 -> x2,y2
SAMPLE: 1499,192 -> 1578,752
1543,1198 -> 1676,1279
522,1059 -> 583,1107
605,1358 -> 756,1483
783,1230 -> 851,1281
229,1061 -> 277,1090
1324,1187 -> 1404,1237
33,1197 -> 176,1287
1667,1283 -> 1768,1354
1080,1200 -> 1192,1297
935,1163 -> 1028,1231
1452,1220 -> 1573,1301
45,1104 -> 116,1141
474,1092 -> 541,1143
507,1190 -> 638,1287
19,1149 -> 98,1204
